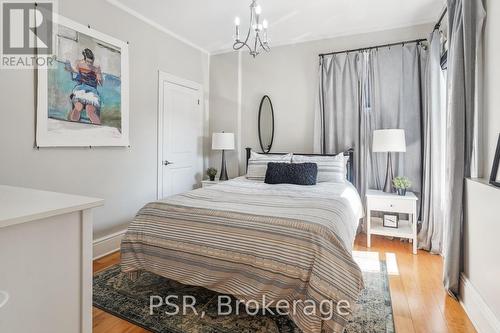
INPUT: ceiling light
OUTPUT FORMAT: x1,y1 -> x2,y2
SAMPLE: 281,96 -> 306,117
233,0 -> 270,58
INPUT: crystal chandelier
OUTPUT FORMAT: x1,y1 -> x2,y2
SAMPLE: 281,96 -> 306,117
233,0 -> 270,57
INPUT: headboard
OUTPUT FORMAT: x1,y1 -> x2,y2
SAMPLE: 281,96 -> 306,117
245,147 -> 355,184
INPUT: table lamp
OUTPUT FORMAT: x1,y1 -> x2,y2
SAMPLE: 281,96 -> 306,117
212,132 -> 235,181
372,129 -> 406,193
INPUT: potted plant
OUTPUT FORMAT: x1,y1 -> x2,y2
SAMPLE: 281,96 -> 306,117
392,176 -> 411,196
207,167 -> 217,181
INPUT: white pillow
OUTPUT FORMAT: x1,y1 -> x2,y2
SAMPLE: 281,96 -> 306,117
247,152 -> 292,181
292,153 -> 348,183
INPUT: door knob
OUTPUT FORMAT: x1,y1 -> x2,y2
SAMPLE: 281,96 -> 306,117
163,160 -> 173,165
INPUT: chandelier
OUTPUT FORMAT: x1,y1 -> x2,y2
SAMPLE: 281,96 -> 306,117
233,0 -> 270,57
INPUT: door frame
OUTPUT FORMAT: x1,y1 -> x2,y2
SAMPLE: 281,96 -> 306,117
157,70 -> 204,199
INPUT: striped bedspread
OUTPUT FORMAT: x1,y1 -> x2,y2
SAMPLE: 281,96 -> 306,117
121,177 -> 364,333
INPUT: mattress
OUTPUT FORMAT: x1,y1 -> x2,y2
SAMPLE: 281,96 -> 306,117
121,177 -> 364,333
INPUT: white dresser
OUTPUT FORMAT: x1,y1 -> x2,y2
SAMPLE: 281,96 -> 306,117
0,185 -> 103,333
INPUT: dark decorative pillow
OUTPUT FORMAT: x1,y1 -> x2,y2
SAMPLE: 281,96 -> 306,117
264,162 -> 318,185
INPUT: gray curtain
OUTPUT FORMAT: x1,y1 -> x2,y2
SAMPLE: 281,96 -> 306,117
443,0 -> 485,296
314,53 -> 364,195
315,44 -> 427,211
368,44 -> 425,201
419,30 -> 446,254
358,52 -> 377,202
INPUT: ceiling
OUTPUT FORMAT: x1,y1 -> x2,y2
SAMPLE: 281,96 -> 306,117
108,0 -> 444,54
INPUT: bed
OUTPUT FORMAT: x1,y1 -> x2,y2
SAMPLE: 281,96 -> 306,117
121,149 -> 364,333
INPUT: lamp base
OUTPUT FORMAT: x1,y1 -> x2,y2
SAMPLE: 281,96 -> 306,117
383,152 -> 394,193
219,150 -> 229,181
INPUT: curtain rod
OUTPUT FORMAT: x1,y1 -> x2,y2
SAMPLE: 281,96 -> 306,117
318,38 -> 427,57
434,7 -> 448,30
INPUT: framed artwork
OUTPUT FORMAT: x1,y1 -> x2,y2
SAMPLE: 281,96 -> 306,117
490,134 -> 500,188
36,15 -> 129,147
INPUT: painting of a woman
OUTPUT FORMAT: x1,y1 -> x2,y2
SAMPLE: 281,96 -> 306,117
38,16 -> 128,147
65,48 -> 103,124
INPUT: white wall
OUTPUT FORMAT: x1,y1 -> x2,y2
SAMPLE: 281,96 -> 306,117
209,24 -> 432,174
0,0 -> 209,238
463,179 -> 500,332
483,0 -> 500,178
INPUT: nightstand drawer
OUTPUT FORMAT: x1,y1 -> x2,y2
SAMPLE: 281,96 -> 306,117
368,197 -> 414,213
366,189 -> 418,254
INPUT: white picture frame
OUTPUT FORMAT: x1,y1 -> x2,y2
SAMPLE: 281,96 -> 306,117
383,214 -> 398,228
36,14 -> 129,147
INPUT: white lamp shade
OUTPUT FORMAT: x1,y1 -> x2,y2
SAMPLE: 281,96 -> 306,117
212,132 -> 235,150
372,129 -> 406,152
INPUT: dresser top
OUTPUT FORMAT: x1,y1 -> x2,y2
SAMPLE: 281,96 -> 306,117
0,185 -> 104,229
366,189 -> 418,200
201,179 -> 228,183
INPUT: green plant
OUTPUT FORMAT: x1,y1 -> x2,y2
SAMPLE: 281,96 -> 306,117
207,167 -> 217,177
392,176 -> 411,189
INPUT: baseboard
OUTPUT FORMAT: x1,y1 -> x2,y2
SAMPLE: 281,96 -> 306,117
93,229 -> 126,260
460,273 -> 500,333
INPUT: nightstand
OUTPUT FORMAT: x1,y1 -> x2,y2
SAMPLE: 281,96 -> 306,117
201,180 -> 225,188
366,189 -> 418,254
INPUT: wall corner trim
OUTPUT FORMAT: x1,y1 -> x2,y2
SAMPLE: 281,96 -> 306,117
105,0 -> 209,55
459,273 -> 500,333
93,229 -> 127,260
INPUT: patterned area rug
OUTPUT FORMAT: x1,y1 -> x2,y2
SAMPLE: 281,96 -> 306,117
93,256 -> 394,333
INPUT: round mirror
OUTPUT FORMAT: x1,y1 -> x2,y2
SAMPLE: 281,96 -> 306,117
258,95 -> 274,153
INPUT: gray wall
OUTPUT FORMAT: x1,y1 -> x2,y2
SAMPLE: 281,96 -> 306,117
0,0 -> 209,238
209,24 -> 433,174
209,52 -> 240,177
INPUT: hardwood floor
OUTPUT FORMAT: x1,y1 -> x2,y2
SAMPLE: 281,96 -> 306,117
354,234 -> 476,333
93,235 -> 477,333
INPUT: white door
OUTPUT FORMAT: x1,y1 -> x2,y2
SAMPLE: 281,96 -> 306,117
158,72 -> 203,199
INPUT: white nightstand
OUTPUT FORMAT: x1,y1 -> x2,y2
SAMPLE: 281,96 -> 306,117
201,179 -> 225,188
366,189 -> 418,254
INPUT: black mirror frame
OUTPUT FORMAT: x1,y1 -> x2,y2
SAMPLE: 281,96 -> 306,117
489,134 -> 500,188
258,95 -> 275,154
